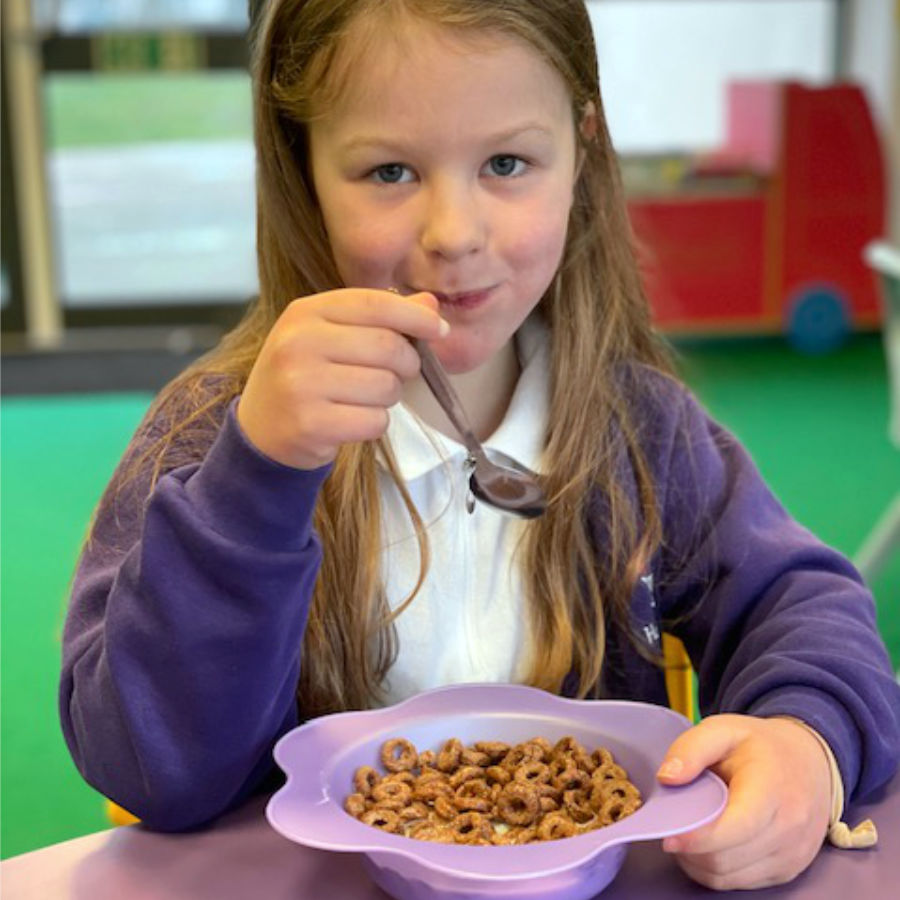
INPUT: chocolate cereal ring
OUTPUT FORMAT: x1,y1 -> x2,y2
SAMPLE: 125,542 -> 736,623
453,779 -> 492,813
397,801 -> 430,823
416,768 -> 447,785
553,736 -> 586,758
590,780 -> 641,816
598,795 -> 641,825
562,789 -> 595,824
413,778 -> 453,803
591,763 -> 627,786
437,738 -> 464,772
384,771 -> 416,787
460,747 -> 491,767
485,765 -> 511,786
514,761 -> 551,785
592,747 -> 614,768
360,807 -> 401,833
474,741 -> 510,762
502,742 -> 544,770
591,779 -> 641,807
450,766 -> 485,788
553,767 -> 591,792
529,737 -> 554,758
538,795 -> 561,814
451,812 -> 493,845
537,811 -> 577,841
372,780 -> 412,810
433,794 -> 458,820
497,782 -> 540,826
381,738 -> 418,773
353,766 -> 381,797
344,792 -> 368,818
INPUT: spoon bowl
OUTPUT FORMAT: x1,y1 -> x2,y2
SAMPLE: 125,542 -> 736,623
468,452 -> 547,518
411,337 -> 547,518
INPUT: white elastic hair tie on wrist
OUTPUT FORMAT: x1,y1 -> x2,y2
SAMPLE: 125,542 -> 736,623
781,716 -> 878,849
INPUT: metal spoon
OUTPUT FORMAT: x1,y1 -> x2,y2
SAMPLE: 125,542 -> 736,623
411,337 -> 547,518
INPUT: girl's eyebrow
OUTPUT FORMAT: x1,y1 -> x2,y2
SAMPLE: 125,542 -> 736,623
485,122 -> 553,144
339,123 -> 555,155
488,123 -> 555,144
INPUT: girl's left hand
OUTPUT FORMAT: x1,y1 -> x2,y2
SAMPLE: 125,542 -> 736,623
656,714 -> 832,890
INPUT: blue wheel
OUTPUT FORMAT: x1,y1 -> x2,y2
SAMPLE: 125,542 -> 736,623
786,284 -> 850,354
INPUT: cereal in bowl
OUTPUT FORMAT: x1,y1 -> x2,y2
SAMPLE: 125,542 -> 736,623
345,735 -> 642,845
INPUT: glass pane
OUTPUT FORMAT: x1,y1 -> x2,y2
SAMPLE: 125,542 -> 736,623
33,0 -> 248,32
36,0 -> 836,307
589,0 -> 834,153
44,71 -> 256,307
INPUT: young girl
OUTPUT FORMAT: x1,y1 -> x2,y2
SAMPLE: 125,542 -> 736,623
60,0 -> 899,890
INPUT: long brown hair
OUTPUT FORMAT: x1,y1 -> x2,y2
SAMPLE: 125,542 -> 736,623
115,0 -> 674,717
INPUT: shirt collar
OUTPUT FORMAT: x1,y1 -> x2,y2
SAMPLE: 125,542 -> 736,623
379,314 -> 550,482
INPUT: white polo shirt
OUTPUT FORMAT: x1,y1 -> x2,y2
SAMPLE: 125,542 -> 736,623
375,315 -> 550,706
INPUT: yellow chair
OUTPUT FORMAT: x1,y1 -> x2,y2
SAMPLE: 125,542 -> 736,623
663,632 -> 696,722
105,799 -> 140,826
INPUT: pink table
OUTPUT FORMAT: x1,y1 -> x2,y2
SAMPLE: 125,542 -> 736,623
3,774 -> 897,899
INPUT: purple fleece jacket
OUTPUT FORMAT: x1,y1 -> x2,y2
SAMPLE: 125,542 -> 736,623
59,371 -> 900,831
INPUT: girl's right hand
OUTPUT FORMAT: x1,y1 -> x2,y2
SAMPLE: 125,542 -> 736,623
237,289 -> 447,470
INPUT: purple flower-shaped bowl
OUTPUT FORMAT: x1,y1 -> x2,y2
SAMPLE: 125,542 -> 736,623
267,683 -> 726,900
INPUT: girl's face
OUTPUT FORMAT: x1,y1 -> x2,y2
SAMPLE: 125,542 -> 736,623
308,19 -> 580,375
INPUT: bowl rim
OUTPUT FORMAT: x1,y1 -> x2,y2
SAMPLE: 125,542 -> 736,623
266,683 -> 727,882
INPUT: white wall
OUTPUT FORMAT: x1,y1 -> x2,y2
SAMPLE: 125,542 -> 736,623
846,0 -> 899,239
587,0 -> 835,153
846,0 -> 895,130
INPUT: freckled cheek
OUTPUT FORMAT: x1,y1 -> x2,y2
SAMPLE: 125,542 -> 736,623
501,209 -> 570,283
326,216 -> 410,285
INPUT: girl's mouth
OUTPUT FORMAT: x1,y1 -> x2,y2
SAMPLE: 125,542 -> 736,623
430,286 -> 495,310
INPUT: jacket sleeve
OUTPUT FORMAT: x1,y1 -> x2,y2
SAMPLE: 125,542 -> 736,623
655,385 -> 900,805
59,399 -> 332,831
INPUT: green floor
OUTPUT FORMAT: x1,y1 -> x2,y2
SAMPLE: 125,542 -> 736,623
2,334 -> 898,859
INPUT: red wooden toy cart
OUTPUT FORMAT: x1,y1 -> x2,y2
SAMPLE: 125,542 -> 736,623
626,81 -> 886,352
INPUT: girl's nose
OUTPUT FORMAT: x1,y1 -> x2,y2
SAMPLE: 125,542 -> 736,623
419,182 -> 486,260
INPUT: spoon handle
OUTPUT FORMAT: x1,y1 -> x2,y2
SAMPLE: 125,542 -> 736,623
411,338 -> 486,461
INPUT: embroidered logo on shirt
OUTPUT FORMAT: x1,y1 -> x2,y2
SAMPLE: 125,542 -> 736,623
639,571 -> 660,646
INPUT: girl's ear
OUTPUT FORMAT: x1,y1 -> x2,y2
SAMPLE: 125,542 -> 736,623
579,101 -> 599,143
574,101 -> 598,180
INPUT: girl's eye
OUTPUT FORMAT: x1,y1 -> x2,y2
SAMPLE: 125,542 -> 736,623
370,163 -> 413,184
486,155 -> 527,177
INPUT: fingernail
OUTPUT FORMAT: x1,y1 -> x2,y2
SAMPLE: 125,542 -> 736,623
438,318 -> 450,337
663,837 -> 681,853
657,758 -> 683,779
